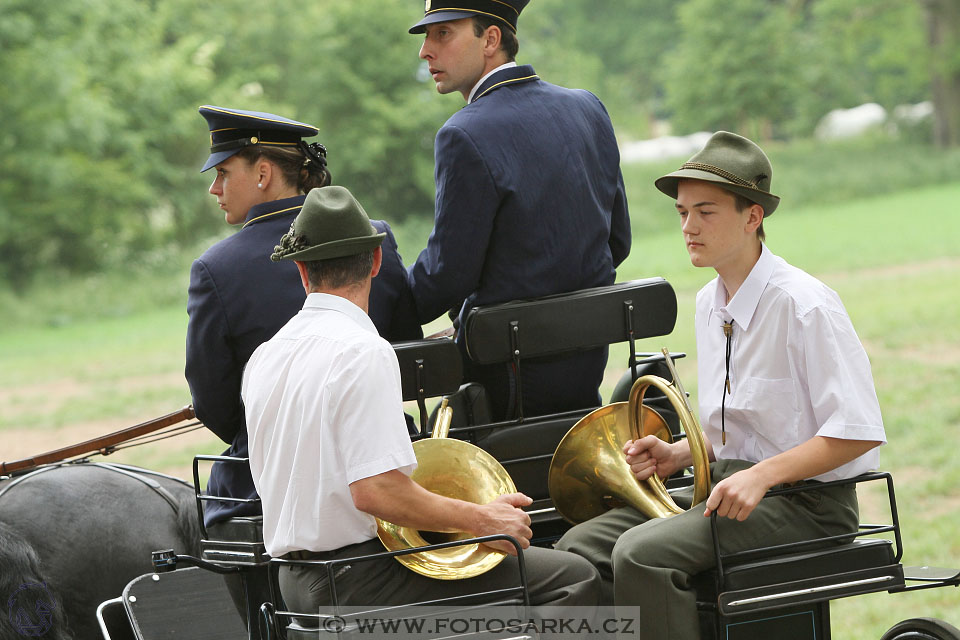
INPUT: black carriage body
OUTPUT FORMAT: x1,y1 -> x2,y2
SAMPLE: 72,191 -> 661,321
98,278 -> 960,640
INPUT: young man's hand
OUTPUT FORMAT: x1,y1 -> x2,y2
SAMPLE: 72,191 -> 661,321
624,435 -> 686,481
703,468 -> 770,521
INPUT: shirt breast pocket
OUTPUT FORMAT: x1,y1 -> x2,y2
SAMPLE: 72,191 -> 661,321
734,377 -> 799,449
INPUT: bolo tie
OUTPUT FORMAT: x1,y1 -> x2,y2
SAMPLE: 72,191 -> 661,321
721,321 -> 734,445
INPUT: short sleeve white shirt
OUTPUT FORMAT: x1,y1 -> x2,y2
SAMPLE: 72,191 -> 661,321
242,293 -> 417,557
695,244 -> 886,481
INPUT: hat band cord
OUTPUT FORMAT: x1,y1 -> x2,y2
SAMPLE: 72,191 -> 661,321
681,162 -> 760,191
210,138 -> 300,154
210,138 -> 259,153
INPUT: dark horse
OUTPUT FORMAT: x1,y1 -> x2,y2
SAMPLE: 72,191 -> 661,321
0,461 -> 200,640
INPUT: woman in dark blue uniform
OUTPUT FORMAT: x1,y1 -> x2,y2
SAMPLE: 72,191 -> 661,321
185,106 -> 421,630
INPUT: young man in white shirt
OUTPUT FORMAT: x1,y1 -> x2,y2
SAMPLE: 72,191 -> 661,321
555,131 -> 886,639
242,186 -> 600,618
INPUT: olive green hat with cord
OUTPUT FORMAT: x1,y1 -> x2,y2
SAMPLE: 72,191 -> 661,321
654,131 -> 780,216
271,186 -> 384,262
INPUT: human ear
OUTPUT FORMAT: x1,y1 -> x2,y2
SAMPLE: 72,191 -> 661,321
258,160 -> 272,189
370,246 -> 383,278
483,25 -> 502,56
745,204 -> 764,233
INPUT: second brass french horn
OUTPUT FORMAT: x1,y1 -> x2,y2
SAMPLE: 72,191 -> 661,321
376,400 -> 517,580
549,348 -> 711,524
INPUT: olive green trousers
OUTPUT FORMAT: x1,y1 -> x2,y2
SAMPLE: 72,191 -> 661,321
555,459 -> 859,640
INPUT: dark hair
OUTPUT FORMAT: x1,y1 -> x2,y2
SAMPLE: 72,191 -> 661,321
473,16 -> 519,60
732,192 -> 766,242
303,251 -> 374,291
235,145 -> 332,194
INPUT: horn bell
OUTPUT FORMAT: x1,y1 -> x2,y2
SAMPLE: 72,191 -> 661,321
549,371 -> 711,525
548,401 -> 678,524
376,437 -> 517,580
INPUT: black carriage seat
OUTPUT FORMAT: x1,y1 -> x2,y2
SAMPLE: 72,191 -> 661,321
192,456 -> 268,568
113,567 -> 247,640
200,516 -> 269,566
393,337 -> 464,433
709,538 -> 902,616
463,277 -> 677,371
694,473 -> 907,640
453,278 -> 679,541
191,457 -> 270,640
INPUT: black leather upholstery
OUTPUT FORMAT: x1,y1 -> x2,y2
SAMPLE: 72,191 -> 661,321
393,338 -> 463,402
721,539 -> 896,591
463,278 -> 677,365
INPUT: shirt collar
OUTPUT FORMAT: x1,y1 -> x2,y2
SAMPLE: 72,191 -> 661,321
467,62 -> 518,104
242,195 -> 306,228
708,243 -> 776,331
303,292 -> 378,334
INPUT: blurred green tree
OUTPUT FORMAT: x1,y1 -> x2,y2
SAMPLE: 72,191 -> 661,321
0,0 -> 215,288
193,0 -> 455,222
660,0 -> 800,139
522,0 -> 681,138
920,0 -> 960,147
0,0 -> 952,288
784,0 -> 929,137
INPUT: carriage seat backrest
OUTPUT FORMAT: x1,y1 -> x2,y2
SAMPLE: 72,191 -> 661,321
121,567 -> 247,640
462,278 -> 678,365
458,279 -> 679,502
393,337 -> 463,402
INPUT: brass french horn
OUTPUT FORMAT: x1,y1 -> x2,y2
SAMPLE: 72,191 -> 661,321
376,399 -> 517,580
549,348 -> 711,524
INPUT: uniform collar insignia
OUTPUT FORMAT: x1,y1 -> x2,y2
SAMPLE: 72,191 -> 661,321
472,64 -> 538,102
242,195 -> 307,229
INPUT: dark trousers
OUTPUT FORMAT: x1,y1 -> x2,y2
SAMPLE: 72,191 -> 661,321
279,538 -> 601,616
555,459 -> 860,640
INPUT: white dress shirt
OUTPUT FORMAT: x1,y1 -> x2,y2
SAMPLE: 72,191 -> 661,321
695,244 -> 886,481
242,293 -> 417,557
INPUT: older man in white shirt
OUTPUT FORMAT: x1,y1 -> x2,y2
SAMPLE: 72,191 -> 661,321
243,186 -> 600,619
556,132 -> 886,639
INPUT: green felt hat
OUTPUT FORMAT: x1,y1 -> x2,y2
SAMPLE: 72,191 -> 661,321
655,131 -> 780,216
271,186 -> 384,262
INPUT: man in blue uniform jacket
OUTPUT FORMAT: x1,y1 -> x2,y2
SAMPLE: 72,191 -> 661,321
408,0 -> 631,420
186,106 -> 422,533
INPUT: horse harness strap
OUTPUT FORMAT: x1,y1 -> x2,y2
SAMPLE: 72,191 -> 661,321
89,463 -> 182,514
0,465 -> 60,501
0,462 -> 182,516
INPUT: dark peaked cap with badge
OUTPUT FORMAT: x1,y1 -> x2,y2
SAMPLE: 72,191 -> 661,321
272,186 -> 385,263
409,0 -> 530,34
655,131 -> 781,216
198,105 -> 319,173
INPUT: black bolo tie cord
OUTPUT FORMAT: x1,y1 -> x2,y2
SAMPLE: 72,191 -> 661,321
722,321 -> 733,446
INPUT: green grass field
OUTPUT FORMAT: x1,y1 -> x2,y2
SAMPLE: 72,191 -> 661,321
1,180 -> 958,637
